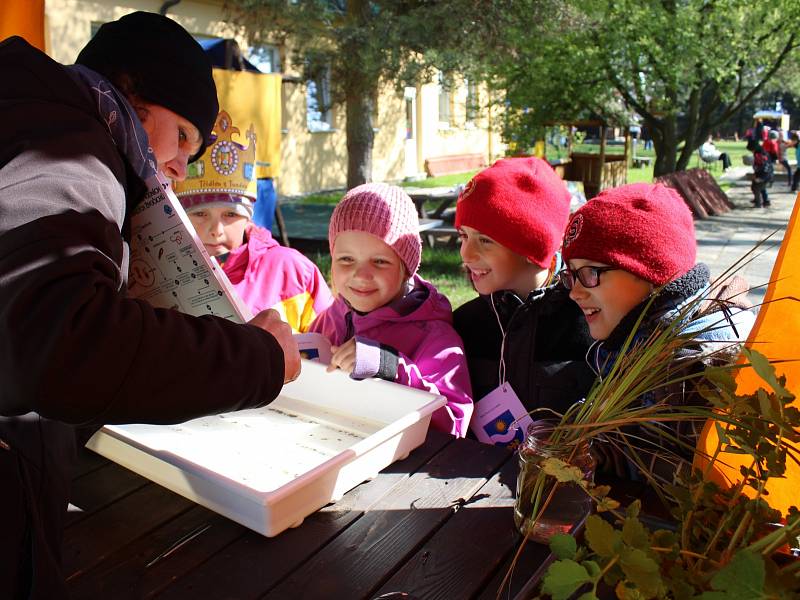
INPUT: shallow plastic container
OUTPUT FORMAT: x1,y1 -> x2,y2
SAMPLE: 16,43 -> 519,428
86,360 -> 446,536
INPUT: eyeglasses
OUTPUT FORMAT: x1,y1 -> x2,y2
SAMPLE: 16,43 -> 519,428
557,266 -> 618,290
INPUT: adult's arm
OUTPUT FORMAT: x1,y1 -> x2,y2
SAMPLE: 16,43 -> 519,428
0,101 -> 284,425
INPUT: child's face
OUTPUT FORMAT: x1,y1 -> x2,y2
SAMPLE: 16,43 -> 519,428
458,225 -> 546,296
187,206 -> 249,257
566,259 -> 653,341
331,231 -> 407,313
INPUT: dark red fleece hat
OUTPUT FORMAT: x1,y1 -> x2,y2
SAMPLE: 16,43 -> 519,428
454,156 -> 571,268
562,183 -> 696,286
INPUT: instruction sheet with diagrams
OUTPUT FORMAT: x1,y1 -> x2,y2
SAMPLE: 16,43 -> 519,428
125,173 -> 252,323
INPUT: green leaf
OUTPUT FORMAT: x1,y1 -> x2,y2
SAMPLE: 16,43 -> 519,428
549,533 -> 577,560
701,550 -> 766,600
585,515 -> 622,558
620,547 -> 662,598
626,499 -> 641,519
541,457 -> 586,484
622,516 -> 650,550
743,348 -> 792,400
576,592 -> 599,600
582,559 -> 602,578
541,559 -> 592,600
596,496 -> 621,512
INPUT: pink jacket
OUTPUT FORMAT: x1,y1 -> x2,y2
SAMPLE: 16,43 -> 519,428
224,225 -> 333,332
310,275 -> 473,437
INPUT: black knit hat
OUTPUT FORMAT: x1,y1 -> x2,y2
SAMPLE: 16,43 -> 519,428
76,11 -> 218,161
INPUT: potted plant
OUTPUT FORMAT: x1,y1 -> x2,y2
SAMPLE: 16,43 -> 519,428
499,269 -> 800,598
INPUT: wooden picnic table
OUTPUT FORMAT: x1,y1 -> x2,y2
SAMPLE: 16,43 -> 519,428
64,430 -> 558,599
272,203 -> 442,250
405,188 -> 461,220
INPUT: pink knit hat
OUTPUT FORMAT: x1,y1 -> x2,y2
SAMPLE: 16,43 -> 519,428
329,183 -> 422,276
562,183 -> 696,286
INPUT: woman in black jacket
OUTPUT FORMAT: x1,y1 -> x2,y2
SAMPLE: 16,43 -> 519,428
0,13 -> 299,597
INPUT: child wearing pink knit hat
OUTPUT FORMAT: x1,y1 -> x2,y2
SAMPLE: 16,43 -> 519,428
453,157 -> 594,445
309,183 -> 473,437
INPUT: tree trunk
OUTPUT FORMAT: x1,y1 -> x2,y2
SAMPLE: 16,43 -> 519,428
652,116 -> 678,177
345,89 -> 374,190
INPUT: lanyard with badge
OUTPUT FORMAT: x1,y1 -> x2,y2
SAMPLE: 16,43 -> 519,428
469,293 -> 534,448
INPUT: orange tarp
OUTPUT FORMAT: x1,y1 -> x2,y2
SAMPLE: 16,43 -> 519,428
0,0 -> 45,50
697,193 -> 800,515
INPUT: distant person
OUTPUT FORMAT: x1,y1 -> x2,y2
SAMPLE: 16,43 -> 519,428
173,109 -> 333,332
789,131 -> 800,192
699,135 -> 732,171
748,138 -> 774,207
310,183 -> 473,437
0,12 -> 300,597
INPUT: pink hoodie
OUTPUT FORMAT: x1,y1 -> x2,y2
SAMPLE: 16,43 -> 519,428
310,275 -> 473,437
223,225 -> 333,332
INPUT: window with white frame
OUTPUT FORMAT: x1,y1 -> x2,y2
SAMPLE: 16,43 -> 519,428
248,44 -> 281,74
438,72 -> 452,127
307,70 -> 333,131
465,81 -> 479,124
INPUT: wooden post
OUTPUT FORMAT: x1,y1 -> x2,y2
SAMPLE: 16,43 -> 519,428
599,125 -> 607,191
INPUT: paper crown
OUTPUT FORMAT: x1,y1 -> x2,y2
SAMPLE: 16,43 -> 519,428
173,110 -> 257,200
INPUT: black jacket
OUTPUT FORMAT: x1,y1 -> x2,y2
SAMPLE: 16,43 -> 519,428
0,37 -> 284,597
453,286 -> 595,417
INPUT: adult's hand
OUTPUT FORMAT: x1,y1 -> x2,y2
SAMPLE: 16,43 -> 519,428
249,309 -> 301,383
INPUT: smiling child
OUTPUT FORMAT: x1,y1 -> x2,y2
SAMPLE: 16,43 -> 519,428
310,183 -> 473,437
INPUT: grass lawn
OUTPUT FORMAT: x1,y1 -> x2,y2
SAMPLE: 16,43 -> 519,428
297,141 -> 751,311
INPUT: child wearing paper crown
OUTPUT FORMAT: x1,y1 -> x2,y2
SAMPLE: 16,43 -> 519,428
310,183 -> 473,437
173,110 -> 332,332
560,182 -> 755,477
452,157 -> 595,441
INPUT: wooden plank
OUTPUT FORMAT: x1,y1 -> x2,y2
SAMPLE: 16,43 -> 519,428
71,446 -> 109,479
372,453 -> 531,600
689,169 -> 734,211
262,439 -> 511,600
155,430 -> 454,599
655,172 -> 709,219
67,461 -> 149,526
68,507 -> 241,600
63,484 -> 195,581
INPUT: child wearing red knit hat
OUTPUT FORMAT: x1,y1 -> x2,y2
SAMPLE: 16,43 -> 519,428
452,157 -> 595,445
309,183 -> 473,438
561,182 -> 754,479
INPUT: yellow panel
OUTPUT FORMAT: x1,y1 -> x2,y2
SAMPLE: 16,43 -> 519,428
0,0 -> 45,50
212,68 -> 282,178
697,192 -> 800,515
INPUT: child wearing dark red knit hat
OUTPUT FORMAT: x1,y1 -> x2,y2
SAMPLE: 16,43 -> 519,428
560,182 -> 755,479
452,157 -> 595,446
310,183 -> 473,438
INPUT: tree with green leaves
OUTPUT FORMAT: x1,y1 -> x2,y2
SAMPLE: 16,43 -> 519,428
495,0 -> 800,176
226,0 -> 526,189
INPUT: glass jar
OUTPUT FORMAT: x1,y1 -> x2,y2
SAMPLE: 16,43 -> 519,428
513,421 -> 596,543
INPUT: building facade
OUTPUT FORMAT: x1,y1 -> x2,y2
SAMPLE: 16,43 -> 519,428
42,0 -> 504,195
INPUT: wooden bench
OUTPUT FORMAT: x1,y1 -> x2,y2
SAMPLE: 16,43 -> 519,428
424,153 -> 485,177
632,156 -> 652,169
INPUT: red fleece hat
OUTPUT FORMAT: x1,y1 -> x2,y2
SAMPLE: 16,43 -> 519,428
562,183 -> 696,286
454,156 -> 571,268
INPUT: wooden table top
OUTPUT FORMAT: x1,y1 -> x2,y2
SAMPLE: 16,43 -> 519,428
64,430 -> 554,599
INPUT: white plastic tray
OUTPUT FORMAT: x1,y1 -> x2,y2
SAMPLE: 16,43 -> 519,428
86,360 -> 446,536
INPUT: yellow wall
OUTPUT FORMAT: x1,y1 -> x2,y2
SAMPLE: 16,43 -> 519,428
44,0 -> 505,195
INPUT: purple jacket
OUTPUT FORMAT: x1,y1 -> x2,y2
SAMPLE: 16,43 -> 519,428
310,275 -> 473,437
224,225 -> 333,332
